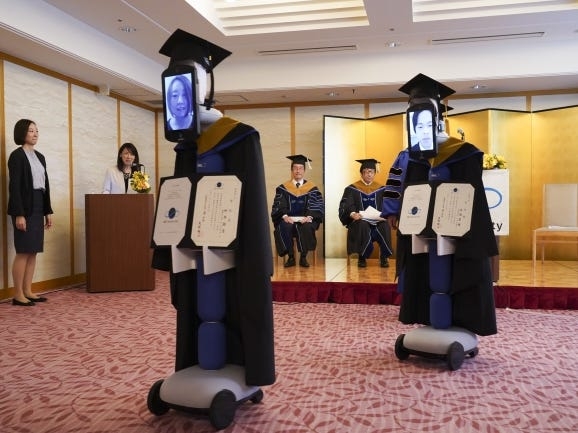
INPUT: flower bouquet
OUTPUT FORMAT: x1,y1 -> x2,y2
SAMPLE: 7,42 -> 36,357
130,170 -> 151,193
482,153 -> 507,170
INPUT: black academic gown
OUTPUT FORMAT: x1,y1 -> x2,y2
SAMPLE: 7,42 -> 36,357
397,137 -> 498,336
152,117 -> 275,386
338,181 -> 392,257
271,181 -> 324,255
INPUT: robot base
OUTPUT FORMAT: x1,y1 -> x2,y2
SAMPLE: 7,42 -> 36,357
147,364 -> 263,430
395,326 -> 479,371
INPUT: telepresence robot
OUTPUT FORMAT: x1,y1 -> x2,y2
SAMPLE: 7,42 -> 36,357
390,74 -> 496,371
395,183 -> 480,371
146,29 -> 273,430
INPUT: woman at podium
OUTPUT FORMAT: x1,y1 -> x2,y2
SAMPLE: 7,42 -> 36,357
102,142 -> 141,194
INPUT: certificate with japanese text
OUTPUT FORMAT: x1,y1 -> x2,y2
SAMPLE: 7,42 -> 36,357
191,175 -> 242,247
432,183 -> 474,237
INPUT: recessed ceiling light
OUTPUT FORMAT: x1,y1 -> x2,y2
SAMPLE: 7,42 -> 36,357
471,84 -> 487,90
326,92 -> 339,97
386,42 -> 400,48
119,26 -> 137,33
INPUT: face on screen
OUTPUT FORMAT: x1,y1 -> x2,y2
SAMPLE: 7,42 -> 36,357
406,104 -> 437,158
165,74 -> 193,130
412,109 -> 434,151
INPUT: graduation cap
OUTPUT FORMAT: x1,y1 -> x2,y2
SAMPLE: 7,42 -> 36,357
287,154 -> 312,169
159,29 -> 231,72
399,73 -> 455,102
356,158 -> 380,172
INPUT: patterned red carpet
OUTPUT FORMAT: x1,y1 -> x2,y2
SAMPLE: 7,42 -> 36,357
1,272 -> 577,432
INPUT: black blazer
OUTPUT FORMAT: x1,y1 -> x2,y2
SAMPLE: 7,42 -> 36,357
7,147 -> 53,217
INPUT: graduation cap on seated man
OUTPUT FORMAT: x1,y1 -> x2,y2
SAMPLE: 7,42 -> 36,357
399,73 -> 455,158
287,154 -> 312,170
356,158 -> 380,173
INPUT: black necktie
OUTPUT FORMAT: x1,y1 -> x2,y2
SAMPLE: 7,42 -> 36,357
296,182 -> 301,188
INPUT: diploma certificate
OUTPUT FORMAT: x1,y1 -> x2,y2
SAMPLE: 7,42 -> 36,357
191,175 -> 242,247
432,183 -> 474,237
399,184 -> 432,235
153,177 -> 192,246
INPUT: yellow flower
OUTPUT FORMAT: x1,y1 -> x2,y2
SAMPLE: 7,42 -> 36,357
483,153 -> 507,170
130,171 -> 151,193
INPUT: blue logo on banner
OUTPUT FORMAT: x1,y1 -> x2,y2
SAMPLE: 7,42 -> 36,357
485,187 -> 503,209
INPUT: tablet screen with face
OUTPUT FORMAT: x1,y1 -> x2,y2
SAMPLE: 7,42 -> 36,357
162,65 -> 200,143
407,103 -> 437,159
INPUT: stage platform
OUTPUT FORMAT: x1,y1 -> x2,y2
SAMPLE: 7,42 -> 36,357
271,258 -> 578,310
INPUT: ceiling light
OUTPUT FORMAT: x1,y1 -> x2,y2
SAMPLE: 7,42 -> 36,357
431,32 -> 544,45
412,0 -> 578,22
471,84 -> 487,90
119,26 -> 137,33
258,45 -> 357,56
197,0 -> 369,36
386,42 -> 400,48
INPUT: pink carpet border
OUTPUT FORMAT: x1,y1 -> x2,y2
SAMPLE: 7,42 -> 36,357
272,281 -> 578,310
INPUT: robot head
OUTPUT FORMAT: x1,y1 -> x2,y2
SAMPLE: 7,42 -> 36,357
159,29 -> 232,142
399,73 -> 455,158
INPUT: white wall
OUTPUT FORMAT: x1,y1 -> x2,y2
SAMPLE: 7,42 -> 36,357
1,61 -> 157,293
2,57 -> 578,294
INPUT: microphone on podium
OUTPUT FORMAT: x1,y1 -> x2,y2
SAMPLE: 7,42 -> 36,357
132,163 -> 145,173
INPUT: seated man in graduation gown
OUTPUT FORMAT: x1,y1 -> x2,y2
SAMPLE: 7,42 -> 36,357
271,155 -> 324,268
338,158 -> 392,268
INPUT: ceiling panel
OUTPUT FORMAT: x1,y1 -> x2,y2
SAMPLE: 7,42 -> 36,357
0,0 -> 575,108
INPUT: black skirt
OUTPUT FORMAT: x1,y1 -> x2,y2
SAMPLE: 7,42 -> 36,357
12,189 -> 45,254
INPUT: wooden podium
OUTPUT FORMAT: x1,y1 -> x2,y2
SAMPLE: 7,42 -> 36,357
85,194 -> 155,292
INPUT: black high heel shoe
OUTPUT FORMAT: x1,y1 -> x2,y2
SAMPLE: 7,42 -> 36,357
26,296 -> 47,302
12,299 -> 35,306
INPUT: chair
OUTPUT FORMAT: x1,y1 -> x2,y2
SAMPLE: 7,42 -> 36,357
532,183 -> 578,267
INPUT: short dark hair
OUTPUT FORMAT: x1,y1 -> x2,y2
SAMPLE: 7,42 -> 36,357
291,162 -> 306,170
116,142 -> 140,171
14,119 -> 35,146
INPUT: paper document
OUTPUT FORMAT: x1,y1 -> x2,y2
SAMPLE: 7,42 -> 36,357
191,175 -> 241,247
399,184 -> 431,235
359,206 -> 383,221
432,183 -> 473,237
153,177 -> 192,246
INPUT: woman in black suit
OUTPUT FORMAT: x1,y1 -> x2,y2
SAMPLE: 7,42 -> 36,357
7,119 -> 53,306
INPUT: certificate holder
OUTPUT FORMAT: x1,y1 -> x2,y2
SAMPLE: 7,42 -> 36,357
398,183 -> 433,237
399,182 -> 474,238
152,176 -> 194,248
152,174 -> 244,250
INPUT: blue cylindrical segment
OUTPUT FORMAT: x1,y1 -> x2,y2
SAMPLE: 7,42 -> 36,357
198,322 -> 226,369
197,270 -> 226,321
430,293 -> 452,329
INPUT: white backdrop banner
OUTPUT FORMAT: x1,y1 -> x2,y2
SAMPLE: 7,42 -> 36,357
482,169 -> 509,236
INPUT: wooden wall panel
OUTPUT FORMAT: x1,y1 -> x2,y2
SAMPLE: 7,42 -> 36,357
532,106 -> 578,259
